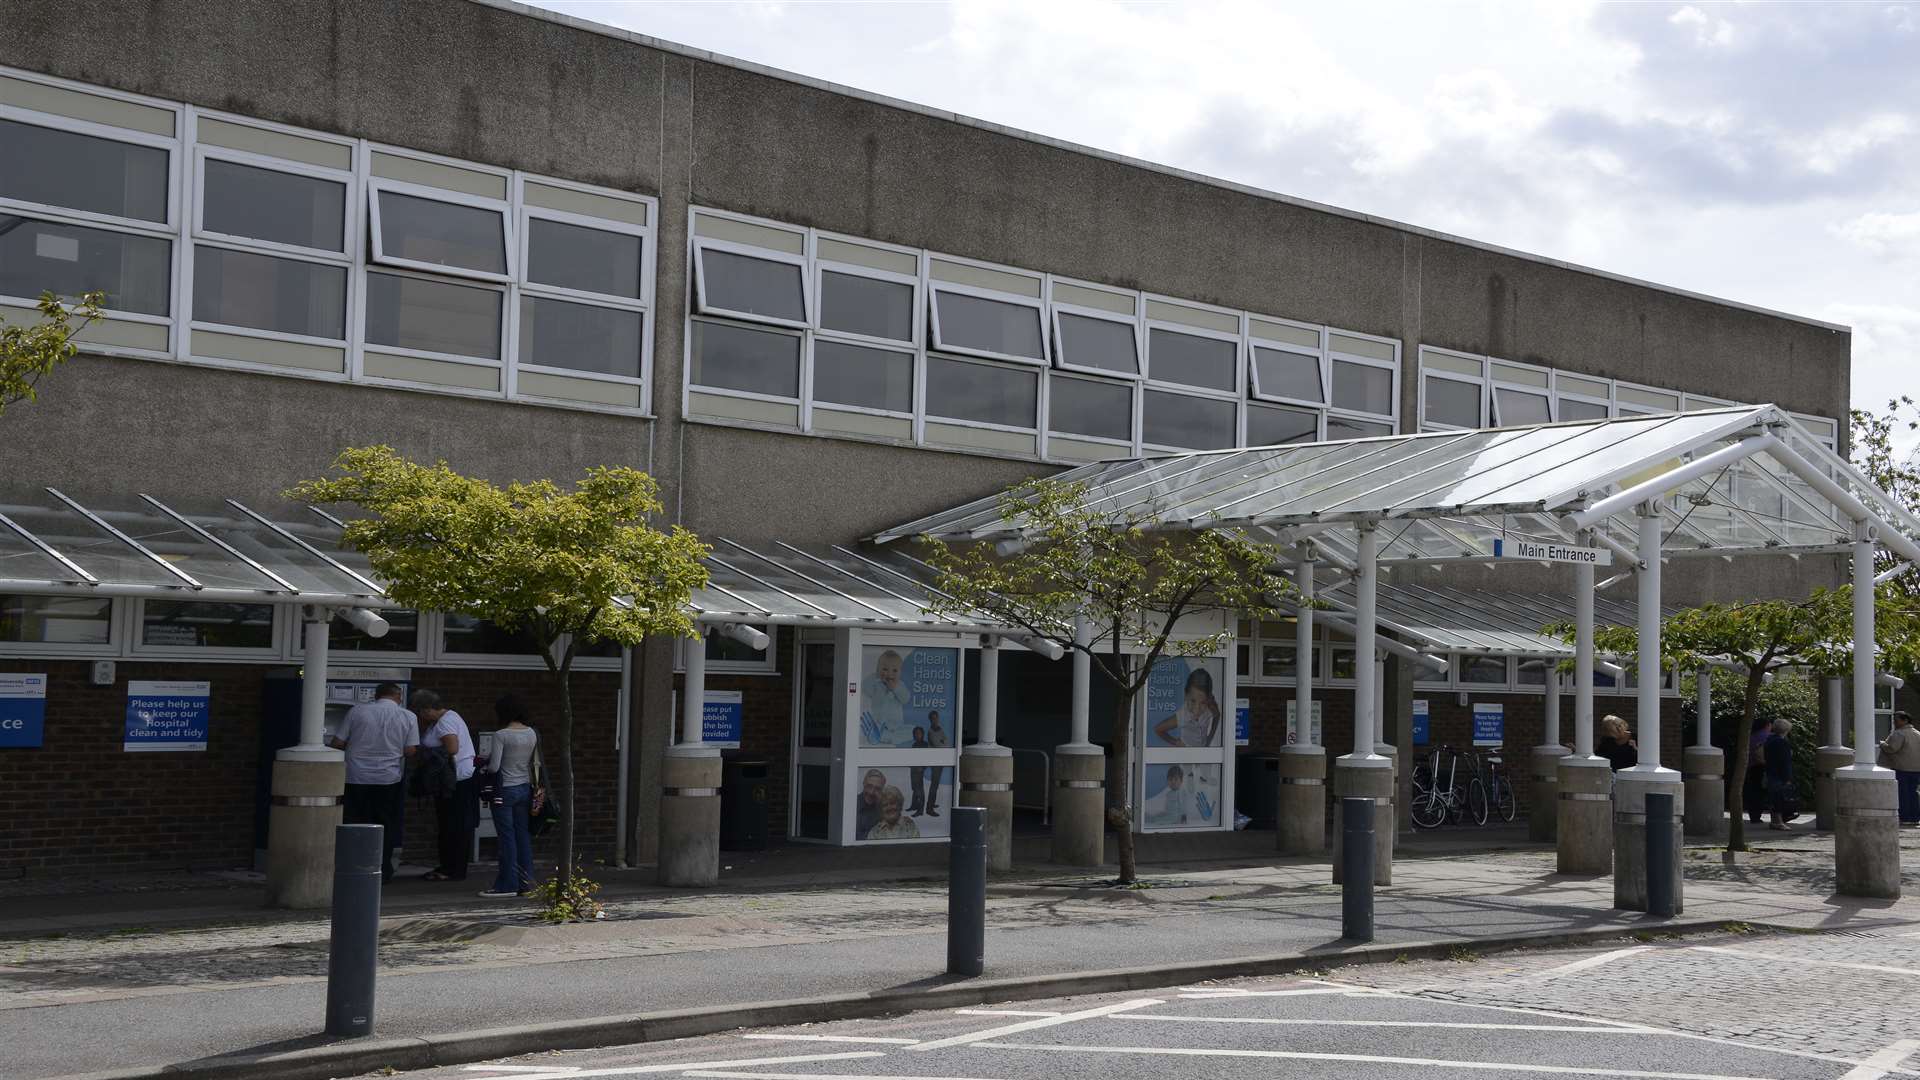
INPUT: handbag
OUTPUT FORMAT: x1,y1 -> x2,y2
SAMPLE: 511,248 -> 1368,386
529,748 -> 561,836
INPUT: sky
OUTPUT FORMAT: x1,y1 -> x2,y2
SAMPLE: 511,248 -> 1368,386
529,0 -> 1918,427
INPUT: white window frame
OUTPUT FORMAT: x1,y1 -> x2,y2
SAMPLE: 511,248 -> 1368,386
1454,652 -> 1514,690
365,176 -> 513,284
514,188 -> 654,399
0,594 -> 122,658
1553,371 -> 1613,423
674,623 -> 780,676
922,351 -> 1041,434
1144,310 -> 1243,399
1413,652 -> 1454,690
1044,368 -> 1137,451
129,596 -> 283,659
291,605 -> 428,664
692,235 -> 812,331
1245,400 -> 1325,446
1247,319 -> 1329,411
1326,330 -> 1401,433
807,335 -> 919,424
1417,347 -> 1487,432
360,263 -> 509,372
1614,379 -> 1682,417
1489,358 -> 1554,427
808,232 -> 923,428
1048,277 -> 1142,381
1139,384 -> 1241,453
191,143 -> 354,259
926,255 -> 1050,368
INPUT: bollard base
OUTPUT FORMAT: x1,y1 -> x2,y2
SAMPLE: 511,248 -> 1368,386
1814,746 -> 1852,832
1332,755 -> 1393,885
959,747 -> 1014,873
1276,745 -> 1327,855
1051,745 -> 1106,867
1612,769 -> 1684,914
1556,755 -> 1613,876
1682,746 -> 1725,841
266,755 -> 346,910
1529,745 -> 1571,843
658,748 -> 722,887
1834,766 -> 1901,899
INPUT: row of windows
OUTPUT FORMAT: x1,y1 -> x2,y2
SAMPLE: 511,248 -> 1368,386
1233,619 -> 1680,695
683,207 -> 1402,461
0,66 -> 657,414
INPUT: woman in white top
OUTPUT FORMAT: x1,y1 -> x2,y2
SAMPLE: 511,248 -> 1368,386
414,689 -> 478,882
482,694 -> 540,897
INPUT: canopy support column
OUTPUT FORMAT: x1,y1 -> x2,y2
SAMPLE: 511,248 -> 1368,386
1558,529 -> 1611,875
661,627 -> 721,887
266,605 -> 346,909
1616,503 -> 1683,912
1054,617 -> 1105,867
1334,523 -> 1391,885
962,641 -> 1013,870
1817,676 -> 1849,830
1278,553 -> 1325,855
1836,524 -> 1900,897
1684,669 -> 1725,840
1532,672 -> 1569,843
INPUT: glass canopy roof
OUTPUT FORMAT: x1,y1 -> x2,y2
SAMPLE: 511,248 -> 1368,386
1317,577 -> 1674,658
872,405 -> 1920,569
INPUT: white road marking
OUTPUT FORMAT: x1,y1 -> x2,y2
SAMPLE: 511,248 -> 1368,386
686,1073 -> 1002,1080
453,1051 -> 882,1080
464,1069 -> 583,1075
952,1009 -> 1061,1018
739,1034 -> 919,1045
907,997 -> 1161,1052
1121,1013 -> 1659,1032
1177,985 -> 1393,999
1694,945 -> 1920,978
1526,945 -> 1653,980
1841,1038 -> 1920,1080
978,1040 -> 1775,1079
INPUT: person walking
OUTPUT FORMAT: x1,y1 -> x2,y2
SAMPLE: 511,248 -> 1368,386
1763,719 -> 1796,831
1879,711 -> 1920,825
413,689 -> 478,882
1597,715 -> 1638,772
329,682 -> 416,882
1743,715 -> 1772,824
482,694 -> 539,898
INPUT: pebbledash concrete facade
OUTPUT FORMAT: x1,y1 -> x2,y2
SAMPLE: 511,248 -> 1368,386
0,0 -> 1851,874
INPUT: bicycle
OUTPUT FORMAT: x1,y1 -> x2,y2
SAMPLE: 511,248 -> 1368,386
1479,748 -> 1517,823
1410,744 -> 1488,829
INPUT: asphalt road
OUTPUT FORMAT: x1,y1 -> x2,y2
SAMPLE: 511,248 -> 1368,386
402,929 -> 1920,1080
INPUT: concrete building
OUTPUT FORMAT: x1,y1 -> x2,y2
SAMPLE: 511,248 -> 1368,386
0,0 -> 1874,884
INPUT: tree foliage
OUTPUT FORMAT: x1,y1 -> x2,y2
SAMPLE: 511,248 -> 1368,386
0,291 -> 104,420
290,447 -> 709,892
918,476 -> 1299,883
1850,398 -> 1920,609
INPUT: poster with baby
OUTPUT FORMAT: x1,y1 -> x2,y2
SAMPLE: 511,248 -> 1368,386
1142,762 -> 1221,830
1144,655 -> 1225,748
858,645 -> 959,749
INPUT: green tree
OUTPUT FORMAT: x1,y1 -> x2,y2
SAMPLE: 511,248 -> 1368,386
917,477 -> 1297,884
1849,399 -> 1920,617
290,447 -> 710,893
1552,587 -> 1920,853
0,291 -> 104,420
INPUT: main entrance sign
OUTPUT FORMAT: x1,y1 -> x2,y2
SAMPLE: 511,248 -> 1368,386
1492,538 -> 1612,566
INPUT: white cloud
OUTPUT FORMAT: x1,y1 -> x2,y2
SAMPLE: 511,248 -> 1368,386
1834,211 -> 1920,257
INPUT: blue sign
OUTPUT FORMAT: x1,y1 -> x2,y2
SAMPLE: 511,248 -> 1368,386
1412,699 -> 1429,746
702,689 -> 744,747
1234,698 -> 1250,746
0,673 -> 47,749
124,680 -> 210,752
1472,702 -> 1504,747
860,645 -> 959,748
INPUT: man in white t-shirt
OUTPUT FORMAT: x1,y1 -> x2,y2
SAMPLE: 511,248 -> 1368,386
330,682 -> 416,881
412,689 -> 478,882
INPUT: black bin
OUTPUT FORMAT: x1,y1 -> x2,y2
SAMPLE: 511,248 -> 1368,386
720,756 -> 770,851
1237,754 -> 1279,829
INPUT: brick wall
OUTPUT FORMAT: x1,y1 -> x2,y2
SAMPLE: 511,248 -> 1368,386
676,631 -> 797,841
0,659 -> 620,875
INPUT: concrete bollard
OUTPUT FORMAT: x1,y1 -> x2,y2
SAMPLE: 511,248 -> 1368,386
1646,792 -> 1676,918
958,748 -> 1014,872
1556,755 -> 1613,875
1276,745 -> 1327,855
1331,757 -> 1393,885
1682,746 -> 1725,840
1341,797 -> 1375,942
1051,746 -> 1106,867
1530,745 -> 1570,843
1814,747 -> 1852,831
325,824 -> 383,1038
1834,768 -> 1902,899
658,747 -> 722,887
1613,772 -> 1684,914
947,807 -> 987,976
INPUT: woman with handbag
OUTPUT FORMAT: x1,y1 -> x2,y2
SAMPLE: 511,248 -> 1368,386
480,695 -> 539,898
1763,719 -> 1796,832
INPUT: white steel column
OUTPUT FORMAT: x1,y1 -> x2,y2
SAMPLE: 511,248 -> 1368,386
977,640 -> 1001,747
1835,524 -> 1900,898
962,639 -> 1013,870
1352,524 -> 1378,759
680,627 -> 708,746
1054,616 -> 1105,866
1558,530 -> 1611,875
1694,671 -> 1713,748
1827,677 -> 1845,747
1295,556 -> 1314,745
266,606 -> 345,908
1854,532 -> 1877,765
1574,533 -> 1596,758
297,609 -> 330,753
1373,656 -> 1388,746
1544,673 -> 1562,746
1070,616 -> 1093,747
1635,505 -> 1663,769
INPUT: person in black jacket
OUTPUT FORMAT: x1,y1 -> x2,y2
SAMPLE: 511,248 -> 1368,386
1743,715 -> 1772,823
1763,719 -> 1796,831
1597,715 -> 1638,772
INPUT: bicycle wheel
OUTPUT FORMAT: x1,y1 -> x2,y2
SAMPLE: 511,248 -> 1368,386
1410,779 -> 1447,829
1493,772 -> 1517,822
1467,777 -> 1489,826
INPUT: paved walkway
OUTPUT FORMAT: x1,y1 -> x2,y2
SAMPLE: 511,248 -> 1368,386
2,822 -> 1913,1079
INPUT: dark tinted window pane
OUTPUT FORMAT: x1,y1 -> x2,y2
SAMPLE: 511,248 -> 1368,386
1057,312 -> 1138,376
1253,346 -> 1323,402
0,119 -> 167,223
1331,359 -> 1393,414
1326,415 -> 1394,440
927,355 -> 1037,426
691,319 -> 799,397
707,625 -> 772,664
364,271 -> 501,359
700,249 -> 804,322
527,218 -> 642,299
1516,657 -> 1549,685
1414,654 -> 1450,683
1494,386 -> 1551,426
442,614 -> 539,655
1424,375 -> 1482,427
1460,655 -> 1508,683
1142,389 -> 1235,449
142,600 -> 274,649
1150,328 -> 1236,391
934,291 -> 1043,360
0,215 -> 170,314
821,271 -> 911,341
1559,397 -> 1609,422
1246,404 -> 1319,446
376,190 -> 505,274
518,294 -> 642,378
203,160 -> 344,251
1047,374 -> 1131,441
194,246 -> 346,338
1,594 -> 111,644
813,339 -> 912,412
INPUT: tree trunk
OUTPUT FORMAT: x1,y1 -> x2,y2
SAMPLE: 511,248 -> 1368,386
1724,668 -> 1765,854
556,664 -> 577,885
1113,680 -> 1137,885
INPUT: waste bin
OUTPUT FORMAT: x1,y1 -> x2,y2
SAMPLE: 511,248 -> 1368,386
720,756 -> 770,851
1238,754 -> 1279,829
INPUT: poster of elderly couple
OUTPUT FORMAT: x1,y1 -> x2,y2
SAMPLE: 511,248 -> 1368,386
853,645 -> 958,841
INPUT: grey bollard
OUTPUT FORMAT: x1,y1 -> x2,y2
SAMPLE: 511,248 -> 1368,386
1646,792 -> 1675,918
325,824 -> 384,1037
1341,797 -> 1375,942
947,806 -> 986,977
